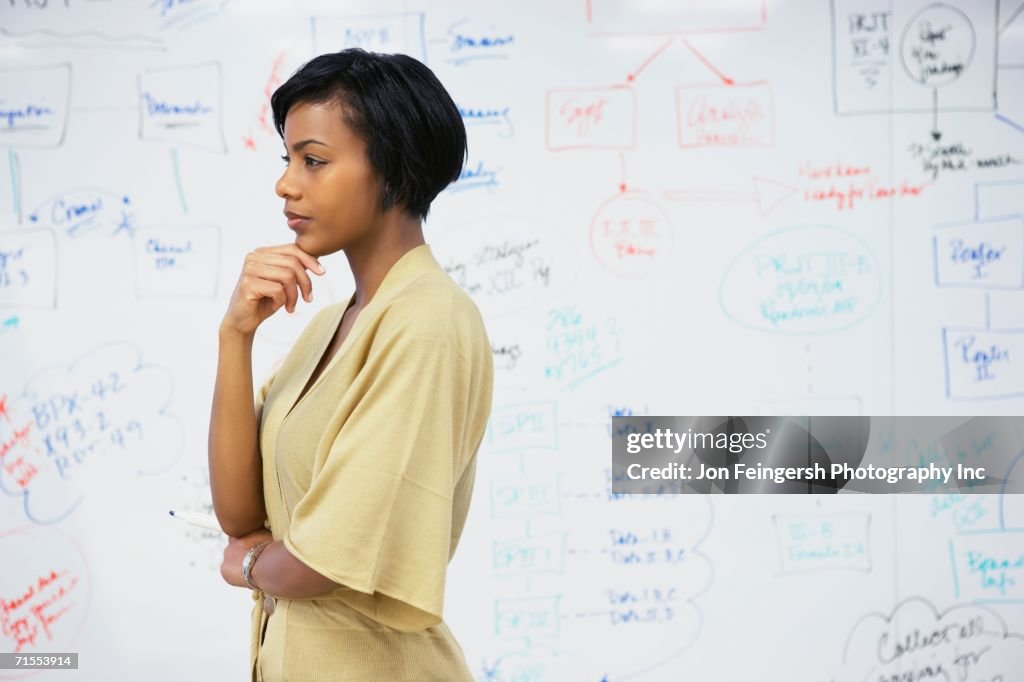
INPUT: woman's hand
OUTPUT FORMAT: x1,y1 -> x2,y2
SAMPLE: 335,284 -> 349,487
221,244 -> 325,336
221,527 -> 275,588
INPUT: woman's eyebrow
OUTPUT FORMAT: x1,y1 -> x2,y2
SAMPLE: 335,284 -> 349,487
290,139 -> 330,152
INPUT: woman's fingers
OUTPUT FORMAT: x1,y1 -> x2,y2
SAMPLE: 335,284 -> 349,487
250,276 -> 287,313
245,261 -> 301,312
256,244 -> 324,276
222,242 -> 326,335
249,250 -> 316,304
271,243 -> 325,276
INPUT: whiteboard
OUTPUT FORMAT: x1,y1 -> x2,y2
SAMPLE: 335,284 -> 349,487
1,0 -> 1023,680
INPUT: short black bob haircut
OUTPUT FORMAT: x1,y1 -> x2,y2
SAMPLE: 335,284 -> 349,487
271,48 -> 467,221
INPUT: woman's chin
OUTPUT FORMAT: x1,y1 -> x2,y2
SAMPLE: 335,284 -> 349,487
292,234 -> 318,255
296,232 -> 348,258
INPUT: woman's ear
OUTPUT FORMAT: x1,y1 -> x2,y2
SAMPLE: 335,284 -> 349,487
380,179 -> 395,210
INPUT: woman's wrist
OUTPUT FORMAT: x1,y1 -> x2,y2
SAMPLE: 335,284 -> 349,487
242,540 -> 273,590
219,322 -> 256,344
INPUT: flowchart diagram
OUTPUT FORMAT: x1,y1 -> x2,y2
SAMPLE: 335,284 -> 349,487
1,2 -> 1023,680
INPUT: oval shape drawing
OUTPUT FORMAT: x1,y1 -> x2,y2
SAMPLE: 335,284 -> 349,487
900,3 -> 976,88
719,225 -> 882,334
589,192 -> 674,278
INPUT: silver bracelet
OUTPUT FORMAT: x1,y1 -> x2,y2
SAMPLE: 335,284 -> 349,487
242,540 -> 272,591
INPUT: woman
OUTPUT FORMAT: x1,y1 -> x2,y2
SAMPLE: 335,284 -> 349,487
208,48 -> 493,681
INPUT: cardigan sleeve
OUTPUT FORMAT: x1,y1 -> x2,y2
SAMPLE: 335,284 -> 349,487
282,296 -> 475,631
253,368 -> 278,425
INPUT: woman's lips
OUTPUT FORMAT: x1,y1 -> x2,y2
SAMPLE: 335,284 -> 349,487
284,211 -> 311,231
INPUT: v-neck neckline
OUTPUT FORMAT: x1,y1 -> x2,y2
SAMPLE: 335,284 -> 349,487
277,244 -> 436,425
281,293 -> 356,423
295,293 -> 356,407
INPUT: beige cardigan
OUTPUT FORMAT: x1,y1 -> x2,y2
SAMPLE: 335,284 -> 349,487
248,244 -> 493,681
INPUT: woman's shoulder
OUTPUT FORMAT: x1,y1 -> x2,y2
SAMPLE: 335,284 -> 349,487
380,271 -> 488,347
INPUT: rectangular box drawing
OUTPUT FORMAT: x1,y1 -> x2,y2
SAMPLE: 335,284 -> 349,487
138,63 -> 226,152
949,529 -> 1024,602
974,180 -> 1024,221
546,87 -> 636,151
933,216 -> 1024,289
488,401 -> 559,452
0,65 -> 71,148
493,534 -> 567,575
495,595 -> 561,637
132,226 -> 221,298
0,229 -> 56,309
0,1 -> 229,46
311,14 -> 426,62
943,328 -> 1024,400
676,82 -> 774,149
831,0 -> 997,115
774,512 -> 872,574
585,0 -> 766,35
490,475 -> 561,518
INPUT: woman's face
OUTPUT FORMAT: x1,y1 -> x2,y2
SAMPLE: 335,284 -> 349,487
275,100 -> 383,257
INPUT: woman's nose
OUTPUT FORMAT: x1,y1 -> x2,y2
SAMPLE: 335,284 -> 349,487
275,167 -> 299,200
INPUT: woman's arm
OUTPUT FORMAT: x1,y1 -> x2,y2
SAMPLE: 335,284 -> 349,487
222,530 -> 341,598
251,541 -> 341,598
208,244 -> 323,537
208,325 -> 267,537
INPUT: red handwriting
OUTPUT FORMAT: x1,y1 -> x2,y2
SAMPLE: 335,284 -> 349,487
559,97 -> 608,136
1,444 -> 38,489
0,393 -> 37,489
678,83 -> 773,148
614,241 -> 657,258
600,218 -> 659,238
803,179 -> 928,210
688,95 -> 763,128
695,130 -> 755,145
1,569 -> 79,653
798,161 -> 873,180
30,586 -> 75,640
0,422 -> 32,460
797,161 -> 929,209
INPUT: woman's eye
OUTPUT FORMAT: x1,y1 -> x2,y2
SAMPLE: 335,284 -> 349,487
280,154 -> 289,164
304,156 -> 324,167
